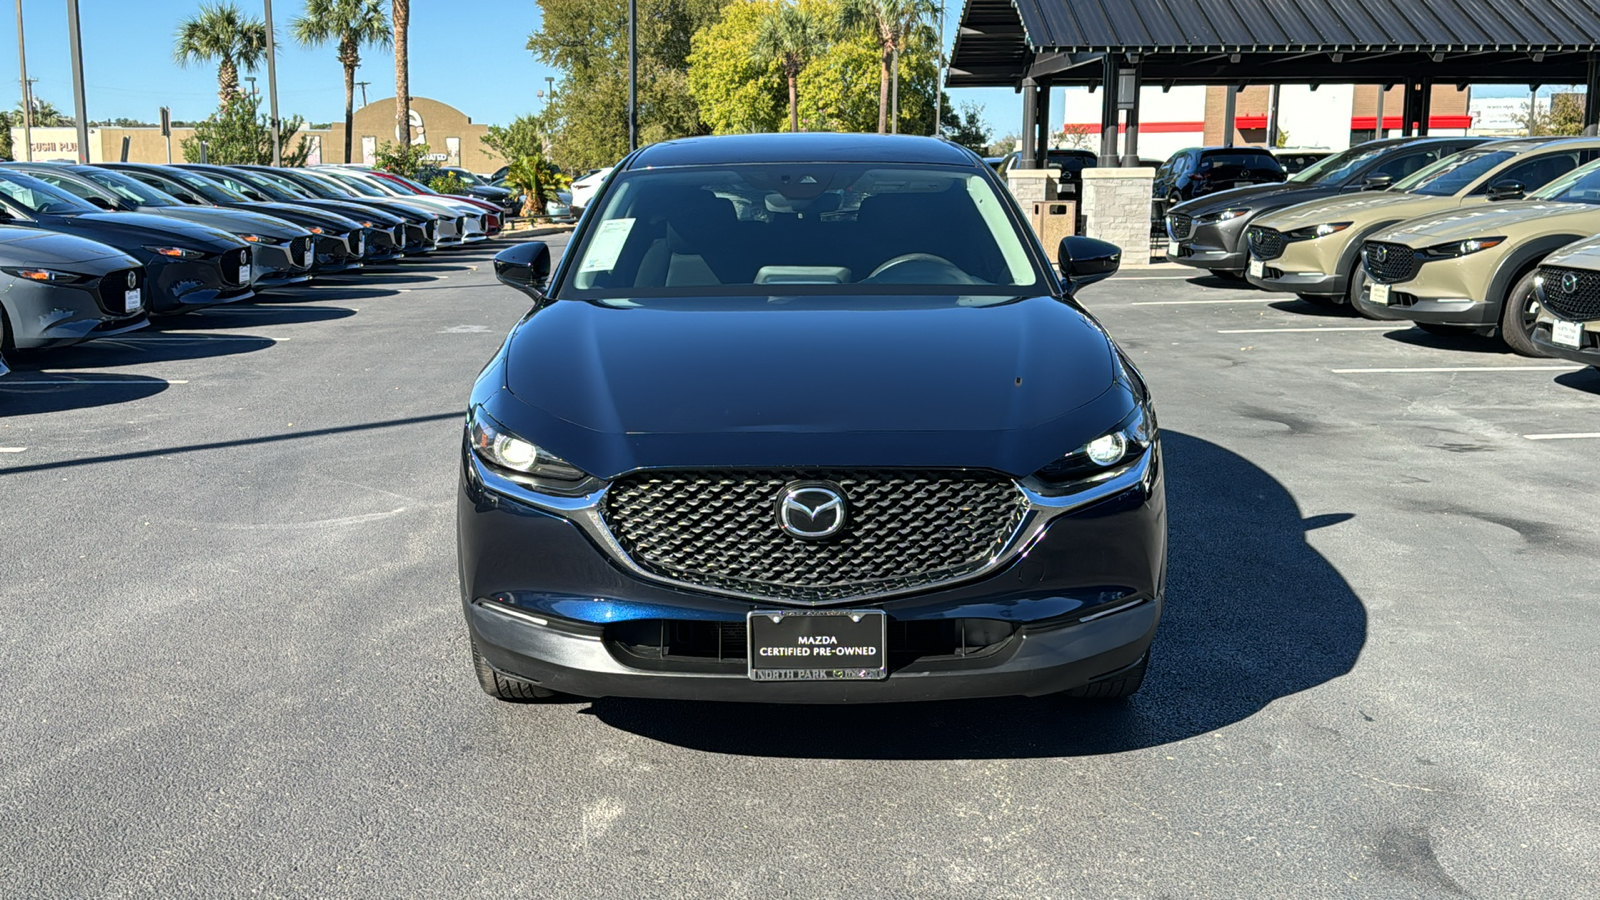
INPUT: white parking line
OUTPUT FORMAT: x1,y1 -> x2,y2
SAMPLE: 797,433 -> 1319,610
0,379 -> 190,385
1524,432 -> 1600,441
1131,297 -> 1294,306
1219,326 -> 1398,333
1331,366 -> 1575,374
0,447 -> 25,453
1115,275 -> 1200,281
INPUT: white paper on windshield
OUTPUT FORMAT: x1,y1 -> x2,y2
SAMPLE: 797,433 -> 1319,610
578,217 -> 635,273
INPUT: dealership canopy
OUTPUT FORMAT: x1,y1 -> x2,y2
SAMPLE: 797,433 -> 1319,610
950,0 -> 1600,165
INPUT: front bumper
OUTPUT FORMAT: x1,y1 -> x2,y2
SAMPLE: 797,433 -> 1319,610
459,450 -> 1167,703
1168,215 -> 1252,273
0,275 -> 148,349
1245,234 -> 1348,295
1530,307 -> 1600,366
1352,278 -> 1498,326
250,238 -> 314,288
148,252 -> 253,314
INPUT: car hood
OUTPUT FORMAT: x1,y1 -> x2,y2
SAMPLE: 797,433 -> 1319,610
1173,181 -> 1339,217
248,202 -> 364,231
1372,200 -> 1600,245
1255,191 -> 1462,231
1543,233 -> 1600,268
57,211 -> 245,252
292,199 -> 405,226
143,205 -> 311,239
0,225 -> 138,267
487,295 -> 1130,480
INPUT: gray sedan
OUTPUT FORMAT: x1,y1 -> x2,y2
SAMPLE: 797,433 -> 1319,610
0,226 -> 146,350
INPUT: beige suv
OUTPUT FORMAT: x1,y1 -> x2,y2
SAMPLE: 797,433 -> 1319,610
1353,158 -> 1600,355
1244,138 -> 1600,307
1529,236 -> 1600,366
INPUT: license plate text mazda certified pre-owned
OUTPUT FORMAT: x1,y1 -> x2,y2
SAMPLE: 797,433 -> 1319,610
459,134 -> 1165,704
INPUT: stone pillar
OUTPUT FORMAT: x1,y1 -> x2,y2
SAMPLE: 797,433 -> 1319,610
1006,167 -> 1060,207
1080,167 -> 1156,266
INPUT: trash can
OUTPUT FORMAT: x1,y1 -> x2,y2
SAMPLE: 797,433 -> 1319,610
1031,201 -> 1076,247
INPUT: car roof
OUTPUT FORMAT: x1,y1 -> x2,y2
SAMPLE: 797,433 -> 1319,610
625,133 -> 981,169
1197,146 -> 1275,155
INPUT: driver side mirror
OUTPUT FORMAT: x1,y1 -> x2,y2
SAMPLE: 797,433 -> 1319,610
1486,180 -> 1525,202
1057,236 -> 1121,291
1359,175 -> 1393,191
494,241 -> 552,298
84,195 -> 117,210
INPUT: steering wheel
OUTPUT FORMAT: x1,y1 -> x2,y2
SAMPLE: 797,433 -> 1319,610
867,253 -> 960,281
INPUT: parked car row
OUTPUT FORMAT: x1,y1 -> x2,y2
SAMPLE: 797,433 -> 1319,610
1166,134 -> 1600,362
0,161 -> 507,363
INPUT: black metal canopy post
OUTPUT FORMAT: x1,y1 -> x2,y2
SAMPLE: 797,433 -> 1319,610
1417,79 -> 1433,135
1222,85 -> 1237,147
1034,78 -> 1051,167
1373,85 -> 1387,140
1266,84 -> 1280,147
1020,76 -> 1038,168
1401,81 -> 1418,136
1586,53 -> 1600,136
1120,63 -> 1141,165
1099,54 -> 1120,164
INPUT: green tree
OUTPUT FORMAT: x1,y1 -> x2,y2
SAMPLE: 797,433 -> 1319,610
0,112 -> 12,160
483,114 -> 551,163
527,0 -> 729,172
181,94 -> 310,165
505,152 -> 571,217
941,100 -> 990,152
17,96 -> 73,127
292,0 -> 391,164
687,0 -> 785,135
372,139 -> 428,177
838,0 -> 935,133
753,1 -> 826,132
794,6 -> 936,134
173,2 -> 270,105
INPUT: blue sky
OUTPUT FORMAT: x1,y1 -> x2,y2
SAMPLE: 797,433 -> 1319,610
0,1 -> 1579,139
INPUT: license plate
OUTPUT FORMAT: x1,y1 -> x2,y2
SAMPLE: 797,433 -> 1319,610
125,287 -> 142,313
1248,258 -> 1264,278
748,609 -> 887,681
1552,319 -> 1584,348
1370,282 -> 1391,305
1167,240 -> 1180,257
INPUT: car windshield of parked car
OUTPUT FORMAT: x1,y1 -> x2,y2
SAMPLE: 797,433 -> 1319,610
564,165 -> 1042,297
448,168 -> 485,185
249,170 -> 316,199
1197,152 -> 1281,175
1394,149 -> 1515,196
0,169 -> 98,215
1288,145 -> 1389,185
1045,152 -> 1096,175
315,169 -> 386,196
166,169 -> 251,203
1531,158 -> 1600,203
76,168 -> 183,207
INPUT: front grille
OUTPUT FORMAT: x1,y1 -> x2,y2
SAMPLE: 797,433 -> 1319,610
1246,226 -> 1286,260
1538,266 -> 1600,320
601,470 -> 1029,604
391,224 -> 404,247
219,248 -> 246,284
96,268 -> 141,314
1167,213 -> 1194,240
454,216 -> 466,235
348,231 -> 365,257
607,618 -> 1018,670
1363,242 -> 1421,284
290,236 -> 312,268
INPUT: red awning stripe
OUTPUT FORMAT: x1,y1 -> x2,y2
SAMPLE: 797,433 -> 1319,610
1065,114 -> 1476,135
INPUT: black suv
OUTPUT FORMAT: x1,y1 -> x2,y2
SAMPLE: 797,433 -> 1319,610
996,149 -> 1099,198
1152,147 -> 1286,220
1166,136 -> 1489,278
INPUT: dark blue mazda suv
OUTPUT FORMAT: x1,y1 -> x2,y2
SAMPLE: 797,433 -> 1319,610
459,133 -> 1165,704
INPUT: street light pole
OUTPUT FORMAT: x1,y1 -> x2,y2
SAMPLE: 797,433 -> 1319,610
16,0 -> 32,161
264,0 -> 282,165
933,0 -> 945,136
628,0 -> 637,152
66,0 -> 89,163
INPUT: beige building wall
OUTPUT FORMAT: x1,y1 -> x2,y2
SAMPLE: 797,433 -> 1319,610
325,96 -> 502,174
10,125 -> 331,165
1203,84 -> 1472,146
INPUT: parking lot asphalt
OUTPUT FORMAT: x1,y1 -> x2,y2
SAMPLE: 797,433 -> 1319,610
3,243 -> 1598,899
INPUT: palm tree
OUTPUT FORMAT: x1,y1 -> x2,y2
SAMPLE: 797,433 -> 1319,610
292,0 -> 391,163
839,0 -> 935,134
753,2 -> 825,133
393,0 -> 410,146
173,2 -> 270,105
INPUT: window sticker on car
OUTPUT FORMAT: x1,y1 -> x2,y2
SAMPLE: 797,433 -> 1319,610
578,217 -> 635,273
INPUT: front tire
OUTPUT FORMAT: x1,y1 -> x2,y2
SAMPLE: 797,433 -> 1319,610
1061,653 -> 1148,700
472,641 -> 559,701
1499,270 -> 1549,357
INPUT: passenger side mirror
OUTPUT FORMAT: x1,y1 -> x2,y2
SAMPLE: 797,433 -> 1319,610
1359,175 -> 1393,191
494,241 -> 552,297
1057,236 -> 1121,291
1486,180 -> 1525,202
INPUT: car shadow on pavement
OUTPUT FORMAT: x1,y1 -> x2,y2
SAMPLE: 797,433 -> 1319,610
1381,328 -> 1507,354
587,431 -> 1368,758
1267,298 -> 1360,318
5,333 -> 276,370
1553,367 -> 1600,393
0,374 -> 170,417
152,305 -> 357,330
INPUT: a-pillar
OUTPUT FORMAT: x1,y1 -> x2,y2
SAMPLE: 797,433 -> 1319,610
1586,52 -> 1600,136
1020,77 -> 1038,168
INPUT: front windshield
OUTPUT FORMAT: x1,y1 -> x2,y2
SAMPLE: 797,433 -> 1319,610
449,168 -> 485,185
287,170 -> 355,197
323,170 -> 394,196
1395,149 -> 1514,196
77,168 -> 182,207
250,171 -> 314,198
564,164 -> 1042,297
1532,159 -> 1600,203
0,169 -> 98,214
1290,144 -> 1388,184
169,169 -> 251,202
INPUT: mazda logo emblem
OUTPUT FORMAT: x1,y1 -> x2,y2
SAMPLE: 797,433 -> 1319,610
1561,272 -> 1580,294
1370,245 -> 1388,263
126,271 -> 137,289
777,482 -> 847,541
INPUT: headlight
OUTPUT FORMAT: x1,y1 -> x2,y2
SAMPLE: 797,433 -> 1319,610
1199,208 -> 1251,224
1033,404 -> 1156,485
1287,222 -> 1351,239
467,408 -> 590,488
307,226 -> 324,234
237,233 -> 283,245
143,245 -> 204,259
2,266 -> 85,284
1419,236 -> 1505,259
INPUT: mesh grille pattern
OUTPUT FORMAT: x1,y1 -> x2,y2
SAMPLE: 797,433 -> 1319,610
219,249 -> 246,284
602,470 -> 1028,603
291,236 -> 312,268
1539,266 -> 1600,320
1363,242 -> 1421,284
1167,213 -> 1194,240
96,268 -> 140,314
1246,227 -> 1286,260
